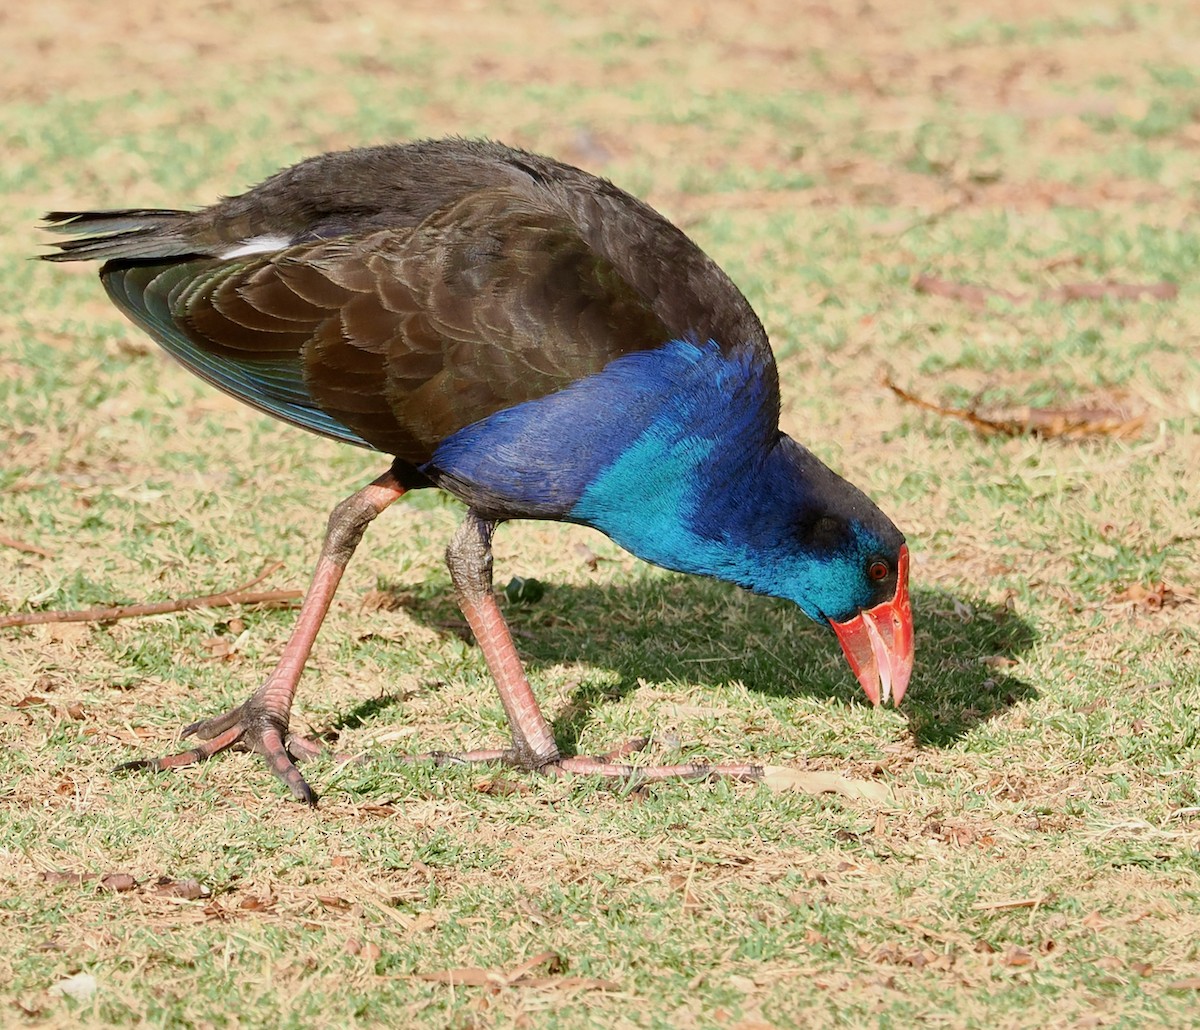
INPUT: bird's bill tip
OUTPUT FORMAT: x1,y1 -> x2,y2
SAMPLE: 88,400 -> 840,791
830,545 -> 914,707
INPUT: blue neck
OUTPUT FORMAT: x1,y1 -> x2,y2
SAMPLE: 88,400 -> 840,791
567,341 -> 806,595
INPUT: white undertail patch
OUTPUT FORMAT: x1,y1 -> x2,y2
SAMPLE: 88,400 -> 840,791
220,234 -> 293,259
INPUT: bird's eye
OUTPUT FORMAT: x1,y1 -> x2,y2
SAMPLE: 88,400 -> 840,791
868,560 -> 889,582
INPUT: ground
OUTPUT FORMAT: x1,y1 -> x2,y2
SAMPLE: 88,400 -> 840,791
1,1 -> 1198,1027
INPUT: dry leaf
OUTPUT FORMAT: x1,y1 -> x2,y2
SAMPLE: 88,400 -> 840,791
474,776 -> 524,796
516,976 -> 619,991
39,871 -> 86,886
1110,581 -> 1195,613
98,873 -> 137,892
0,533 -> 55,558
1002,947 -> 1035,968
972,896 -> 1050,912
914,274 -> 1023,309
360,588 -> 407,612
1166,977 -> 1200,991
761,767 -> 892,802
48,973 -> 97,1000
152,877 -> 208,900
416,966 -> 508,987
413,951 -> 599,991
1048,280 -> 1178,302
357,804 -> 398,817
914,273 -> 1177,309
46,622 -> 91,646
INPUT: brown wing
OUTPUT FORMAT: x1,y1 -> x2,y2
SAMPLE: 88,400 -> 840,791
55,139 -> 775,461
101,186 -> 671,461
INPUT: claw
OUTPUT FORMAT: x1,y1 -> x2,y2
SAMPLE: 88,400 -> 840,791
117,715 -> 320,805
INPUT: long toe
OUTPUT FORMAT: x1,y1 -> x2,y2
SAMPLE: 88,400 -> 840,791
118,706 -> 320,806
115,724 -> 247,774
182,702 -> 248,740
548,755 -> 765,781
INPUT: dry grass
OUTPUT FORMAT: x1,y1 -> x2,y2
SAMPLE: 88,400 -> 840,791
2,1 -> 1199,1027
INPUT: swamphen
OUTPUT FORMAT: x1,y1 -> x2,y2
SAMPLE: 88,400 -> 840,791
43,138 -> 913,805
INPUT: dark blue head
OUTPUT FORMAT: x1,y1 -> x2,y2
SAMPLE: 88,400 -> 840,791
730,436 -> 903,618
725,435 -> 914,705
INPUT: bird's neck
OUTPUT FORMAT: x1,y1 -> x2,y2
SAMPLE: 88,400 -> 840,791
568,341 -> 798,589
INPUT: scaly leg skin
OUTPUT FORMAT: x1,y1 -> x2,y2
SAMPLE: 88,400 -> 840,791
117,470 -> 407,806
435,511 -> 766,786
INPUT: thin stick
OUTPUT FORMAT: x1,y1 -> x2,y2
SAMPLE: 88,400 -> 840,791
881,372 -> 1010,436
0,563 -> 301,629
0,534 -> 56,559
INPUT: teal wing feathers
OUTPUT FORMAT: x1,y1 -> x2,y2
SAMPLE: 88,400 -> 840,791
102,259 -> 373,448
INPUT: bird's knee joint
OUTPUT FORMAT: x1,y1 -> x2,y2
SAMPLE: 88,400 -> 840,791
324,493 -> 381,563
446,515 -> 495,597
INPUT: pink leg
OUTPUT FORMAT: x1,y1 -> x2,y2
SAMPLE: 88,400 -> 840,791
118,470 -> 407,805
435,513 -> 765,786
444,515 -> 560,766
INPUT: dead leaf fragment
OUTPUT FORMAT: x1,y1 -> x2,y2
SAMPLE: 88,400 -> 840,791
914,273 -> 1023,309
971,896 -> 1051,912
474,775 -> 525,796
1048,280 -> 1178,302
1002,946 -> 1036,968
98,873 -> 138,892
413,951 -> 606,991
761,767 -> 892,802
39,871 -> 86,886
914,273 -> 1177,309
1109,581 -> 1195,614
1167,977 -> 1200,991
48,972 -> 97,1000
152,877 -> 208,900
360,588 -> 407,612
0,534 -> 55,558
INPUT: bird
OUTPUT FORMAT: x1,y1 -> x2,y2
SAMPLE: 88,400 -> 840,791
42,138 -> 913,805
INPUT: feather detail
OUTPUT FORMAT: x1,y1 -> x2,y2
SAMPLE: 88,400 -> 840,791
220,234 -> 294,259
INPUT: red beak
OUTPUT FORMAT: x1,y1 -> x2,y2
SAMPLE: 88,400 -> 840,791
830,545 -> 914,706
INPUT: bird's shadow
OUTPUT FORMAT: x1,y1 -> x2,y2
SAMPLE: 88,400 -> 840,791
371,571 -> 1036,754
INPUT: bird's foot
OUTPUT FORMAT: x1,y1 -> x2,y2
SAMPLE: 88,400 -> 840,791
116,695 -> 325,806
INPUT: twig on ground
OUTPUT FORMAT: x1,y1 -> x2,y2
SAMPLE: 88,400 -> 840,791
881,372 -> 1145,440
914,273 -> 1178,309
0,534 -> 56,559
0,562 -> 300,629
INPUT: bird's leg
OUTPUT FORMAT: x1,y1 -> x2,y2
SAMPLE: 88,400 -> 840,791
432,512 -> 765,785
444,512 -> 561,768
118,469 -> 407,805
